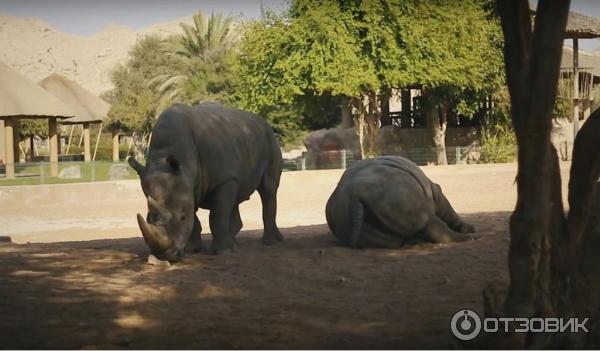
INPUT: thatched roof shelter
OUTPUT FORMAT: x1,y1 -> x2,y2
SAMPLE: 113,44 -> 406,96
565,11 -> 600,39
0,62 -> 73,178
0,63 -> 74,119
532,9 -> 600,135
39,73 -> 110,125
563,11 -> 600,135
39,73 -> 113,162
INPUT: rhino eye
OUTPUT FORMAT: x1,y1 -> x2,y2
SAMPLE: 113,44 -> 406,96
181,215 -> 186,221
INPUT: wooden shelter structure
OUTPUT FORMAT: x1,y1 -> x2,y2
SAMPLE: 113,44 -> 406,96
39,74 -> 114,162
0,62 -> 73,178
562,11 -> 600,136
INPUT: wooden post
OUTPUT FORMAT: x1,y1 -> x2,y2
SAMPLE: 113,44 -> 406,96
83,122 -> 91,162
380,88 -> 392,126
92,122 -> 103,162
12,123 -> 19,164
78,124 -> 84,148
29,135 -> 34,161
573,38 -> 580,139
126,133 -> 134,157
49,117 -> 59,177
66,125 -> 74,155
57,125 -> 61,155
401,89 -> 412,127
3,118 -> 15,178
112,131 -> 120,162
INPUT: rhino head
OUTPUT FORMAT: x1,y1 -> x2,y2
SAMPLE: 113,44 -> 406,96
128,155 -> 195,263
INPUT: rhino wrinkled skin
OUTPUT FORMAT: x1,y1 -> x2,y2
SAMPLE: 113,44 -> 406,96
129,102 -> 283,262
326,156 -> 476,248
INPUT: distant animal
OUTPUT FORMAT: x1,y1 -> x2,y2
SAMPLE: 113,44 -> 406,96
128,102 -> 283,262
326,156 -> 475,248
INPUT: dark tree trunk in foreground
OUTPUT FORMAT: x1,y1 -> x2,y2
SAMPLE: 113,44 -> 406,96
481,0 -> 600,347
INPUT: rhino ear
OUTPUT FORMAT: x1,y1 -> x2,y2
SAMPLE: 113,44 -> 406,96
127,156 -> 146,177
166,155 -> 180,173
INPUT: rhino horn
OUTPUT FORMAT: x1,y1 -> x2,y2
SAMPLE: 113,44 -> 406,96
137,213 -> 171,252
147,196 -> 172,223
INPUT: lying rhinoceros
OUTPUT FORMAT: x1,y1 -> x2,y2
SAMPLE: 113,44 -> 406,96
326,156 -> 475,248
128,102 -> 283,262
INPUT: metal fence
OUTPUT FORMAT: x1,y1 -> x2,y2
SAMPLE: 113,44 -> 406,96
0,161 -> 136,186
282,145 -> 488,172
5,142 -> 571,185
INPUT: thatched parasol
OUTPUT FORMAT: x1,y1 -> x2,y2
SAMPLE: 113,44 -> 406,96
39,74 -> 113,162
564,11 -> 600,135
565,11 -> 600,39
0,62 -> 73,178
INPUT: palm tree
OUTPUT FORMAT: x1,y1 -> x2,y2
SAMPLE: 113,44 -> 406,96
150,11 -> 240,108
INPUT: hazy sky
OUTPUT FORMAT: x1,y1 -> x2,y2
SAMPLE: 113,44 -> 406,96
0,0 -> 289,36
0,0 -> 599,50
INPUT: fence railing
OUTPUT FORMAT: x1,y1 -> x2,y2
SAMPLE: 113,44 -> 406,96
4,142 -> 570,185
283,145 -> 489,172
0,161 -> 137,186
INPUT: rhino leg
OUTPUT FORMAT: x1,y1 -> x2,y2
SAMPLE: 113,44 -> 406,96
185,214 -> 203,254
230,205 -> 243,237
455,221 -> 476,234
258,159 -> 283,246
432,183 -> 476,234
209,180 -> 239,254
420,216 -> 472,244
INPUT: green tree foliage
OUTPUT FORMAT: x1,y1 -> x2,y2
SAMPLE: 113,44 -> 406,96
236,0 -> 504,156
104,12 -> 240,138
234,4 -> 378,140
151,12 -> 240,107
103,64 -> 156,134
480,89 -> 517,163
103,35 -> 180,134
18,119 -> 48,139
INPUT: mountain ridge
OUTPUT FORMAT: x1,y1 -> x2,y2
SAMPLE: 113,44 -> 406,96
0,11 -> 193,96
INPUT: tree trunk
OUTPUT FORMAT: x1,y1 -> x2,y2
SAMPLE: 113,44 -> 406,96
426,104 -> 448,165
352,96 -> 366,159
481,0 -> 597,348
340,96 -> 354,128
365,91 -> 381,157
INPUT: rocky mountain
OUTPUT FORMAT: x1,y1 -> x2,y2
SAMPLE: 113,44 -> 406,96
0,12 -> 193,96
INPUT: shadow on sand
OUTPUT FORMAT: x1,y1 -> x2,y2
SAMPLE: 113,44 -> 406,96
0,211 -> 511,349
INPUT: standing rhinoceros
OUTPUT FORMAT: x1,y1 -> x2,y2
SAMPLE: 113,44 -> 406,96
128,102 -> 283,262
326,156 -> 475,248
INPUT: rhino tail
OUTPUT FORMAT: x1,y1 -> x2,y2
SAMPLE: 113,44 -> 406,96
349,196 -> 364,248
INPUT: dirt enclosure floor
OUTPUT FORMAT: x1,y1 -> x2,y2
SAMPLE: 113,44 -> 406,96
0,163 -> 572,349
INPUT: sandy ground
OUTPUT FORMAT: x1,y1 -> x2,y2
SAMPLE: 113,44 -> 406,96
0,162 -> 572,349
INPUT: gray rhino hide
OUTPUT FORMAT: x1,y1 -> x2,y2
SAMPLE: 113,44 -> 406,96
326,156 -> 475,248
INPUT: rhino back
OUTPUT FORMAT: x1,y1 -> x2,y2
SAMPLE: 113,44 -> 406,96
148,102 -> 279,203
333,157 -> 436,236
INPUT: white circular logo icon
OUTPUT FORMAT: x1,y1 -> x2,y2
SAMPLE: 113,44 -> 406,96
450,309 -> 481,341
